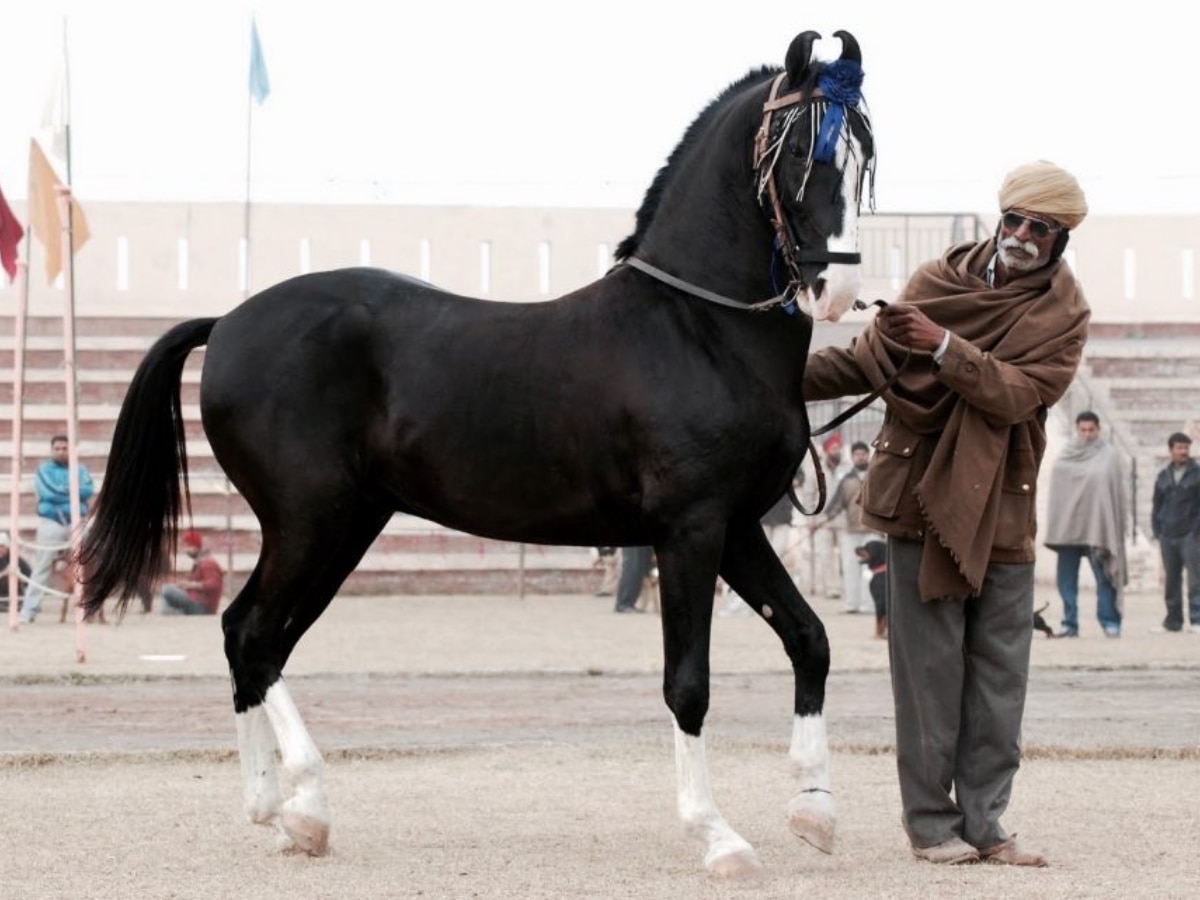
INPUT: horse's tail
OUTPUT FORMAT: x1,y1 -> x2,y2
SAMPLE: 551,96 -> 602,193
80,318 -> 219,618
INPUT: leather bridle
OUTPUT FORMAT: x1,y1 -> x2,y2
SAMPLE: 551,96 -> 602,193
627,71 -> 866,312
752,72 -> 862,296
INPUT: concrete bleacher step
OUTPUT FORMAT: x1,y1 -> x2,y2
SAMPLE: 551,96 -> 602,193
0,368 -> 201,405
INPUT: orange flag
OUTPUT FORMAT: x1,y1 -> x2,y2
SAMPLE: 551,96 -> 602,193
28,138 -> 90,285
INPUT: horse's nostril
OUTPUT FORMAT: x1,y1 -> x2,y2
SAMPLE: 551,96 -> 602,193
814,278 -> 826,300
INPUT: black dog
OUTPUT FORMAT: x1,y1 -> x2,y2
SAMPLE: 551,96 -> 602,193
1033,603 -> 1055,638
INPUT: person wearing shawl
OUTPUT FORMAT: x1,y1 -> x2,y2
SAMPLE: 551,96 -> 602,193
1044,411 -> 1127,638
804,160 -> 1089,868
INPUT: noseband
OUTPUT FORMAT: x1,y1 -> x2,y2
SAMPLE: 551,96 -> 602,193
753,72 -> 862,296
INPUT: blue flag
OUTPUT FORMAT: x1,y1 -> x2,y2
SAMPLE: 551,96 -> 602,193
249,20 -> 270,104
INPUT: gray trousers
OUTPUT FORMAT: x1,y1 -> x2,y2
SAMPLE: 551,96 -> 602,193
887,537 -> 1034,850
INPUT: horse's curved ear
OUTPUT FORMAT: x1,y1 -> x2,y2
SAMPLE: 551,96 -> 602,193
833,30 -> 862,65
785,30 -> 821,85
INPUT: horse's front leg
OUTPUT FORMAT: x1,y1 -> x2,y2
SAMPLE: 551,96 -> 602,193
657,526 -> 763,878
720,518 -> 836,854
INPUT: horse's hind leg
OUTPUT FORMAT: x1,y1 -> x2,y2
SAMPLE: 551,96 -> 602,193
720,519 -> 836,854
223,502 -> 391,855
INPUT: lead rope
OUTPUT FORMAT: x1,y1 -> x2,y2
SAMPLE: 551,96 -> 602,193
788,299 -> 912,516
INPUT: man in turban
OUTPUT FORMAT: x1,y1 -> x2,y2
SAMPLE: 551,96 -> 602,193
804,160 -> 1089,867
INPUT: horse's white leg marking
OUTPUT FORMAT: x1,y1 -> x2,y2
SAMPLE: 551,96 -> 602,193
673,719 -> 762,878
786,712 -> 836,853
261,679 -> 331,856
236,705 -> 283,826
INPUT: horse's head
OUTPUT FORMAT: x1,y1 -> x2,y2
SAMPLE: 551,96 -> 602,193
754,30 -> 875,322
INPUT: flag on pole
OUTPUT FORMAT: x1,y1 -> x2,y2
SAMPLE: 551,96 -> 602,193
28,139 -> 90,285
249,20 -> 271,105
41,60 -> 69,163
0,182 -> 24,282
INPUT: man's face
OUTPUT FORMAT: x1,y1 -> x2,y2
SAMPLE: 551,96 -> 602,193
851,448 -> 870,469
1170,441 -> 1192,465
997,208 -> 1062,272
825,450 -> 842,468
1075,420 -> 1100,443
50,440 -> 69,464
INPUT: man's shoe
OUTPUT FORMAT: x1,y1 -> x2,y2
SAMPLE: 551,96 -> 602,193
1053,627 -> 1078,638
911,837 -> 980,865
1188,624 -> 1200,635
978,836 -> 1048,867
1103,625 -> 1121,638
613,605 -> 644,614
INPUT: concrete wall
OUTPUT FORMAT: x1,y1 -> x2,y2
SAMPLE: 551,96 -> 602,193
3,202 -> 1197,323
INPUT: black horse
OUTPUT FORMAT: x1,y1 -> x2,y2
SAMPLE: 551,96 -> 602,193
82,30 -> 875,877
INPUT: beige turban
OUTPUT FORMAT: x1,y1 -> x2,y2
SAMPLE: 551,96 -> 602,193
998,160 -> 1088,230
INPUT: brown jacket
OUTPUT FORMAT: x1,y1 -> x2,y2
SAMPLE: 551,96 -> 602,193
804,239 -> 1089,600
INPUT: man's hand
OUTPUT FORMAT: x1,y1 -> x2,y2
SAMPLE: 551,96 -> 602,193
876,304 -> 946,352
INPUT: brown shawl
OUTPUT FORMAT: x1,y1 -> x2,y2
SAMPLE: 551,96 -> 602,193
852,239 -> 1089,599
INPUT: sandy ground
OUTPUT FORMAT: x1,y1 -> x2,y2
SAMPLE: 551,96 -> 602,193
1,587 -> 1199,900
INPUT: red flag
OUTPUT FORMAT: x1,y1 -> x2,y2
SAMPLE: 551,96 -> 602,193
0,182 -> 24,283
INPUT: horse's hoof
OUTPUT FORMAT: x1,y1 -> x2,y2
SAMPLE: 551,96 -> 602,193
706,845 -> 764,879
788,791 -> 836,854
279,810 -> 330,857
244,791 -> 283,827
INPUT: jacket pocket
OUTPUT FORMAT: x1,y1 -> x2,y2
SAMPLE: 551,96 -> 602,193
994,448 -> 1036,550
862,421 -> 920,520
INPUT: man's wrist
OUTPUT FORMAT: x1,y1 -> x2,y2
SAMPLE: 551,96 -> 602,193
932,329 -> 951,362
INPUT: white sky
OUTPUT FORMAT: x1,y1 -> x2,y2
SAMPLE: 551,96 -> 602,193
1,0 -> 1197,215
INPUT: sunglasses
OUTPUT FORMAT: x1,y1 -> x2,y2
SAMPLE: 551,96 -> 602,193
1002,211 -> 1062,239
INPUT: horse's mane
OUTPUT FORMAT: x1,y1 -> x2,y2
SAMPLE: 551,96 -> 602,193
615,63 -> 822,262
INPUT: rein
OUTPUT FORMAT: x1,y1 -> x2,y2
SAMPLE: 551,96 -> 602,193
788,299 -> 911,516
623,257 -> 796,312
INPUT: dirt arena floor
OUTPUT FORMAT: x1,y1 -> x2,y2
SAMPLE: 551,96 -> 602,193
2,587 -> 1198,900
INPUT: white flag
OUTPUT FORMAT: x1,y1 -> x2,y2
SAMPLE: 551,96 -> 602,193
41,61 -> 69,162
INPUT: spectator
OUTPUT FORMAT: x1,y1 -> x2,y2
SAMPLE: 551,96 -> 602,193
19,435 -> 94,624
613,546 -> 652,614
804,160 -> 1090,866
592,547 -> 619,597
1043,411 -> 1127,638
1149,432 -> 1200,634
0,530 -> 32,613
810,441 -> 880,613
161,530 -> 224,615
804,434 -> 850,600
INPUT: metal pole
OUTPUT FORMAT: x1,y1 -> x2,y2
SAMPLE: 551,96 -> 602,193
56,188 -> 84,655
517,543 -> 526,599
7,259 -> 29,631
55,186 -> 86,662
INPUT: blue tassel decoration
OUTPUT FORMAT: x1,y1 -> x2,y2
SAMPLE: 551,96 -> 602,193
814,59 -> 863,164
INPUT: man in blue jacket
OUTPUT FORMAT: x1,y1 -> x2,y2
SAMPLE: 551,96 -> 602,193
18,435 -> 94,624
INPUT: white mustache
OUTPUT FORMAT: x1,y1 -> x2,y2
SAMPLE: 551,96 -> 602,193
1000,236 -> 1038,256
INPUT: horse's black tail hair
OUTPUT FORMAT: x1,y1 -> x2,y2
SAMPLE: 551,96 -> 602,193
80,318 -> 219,618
